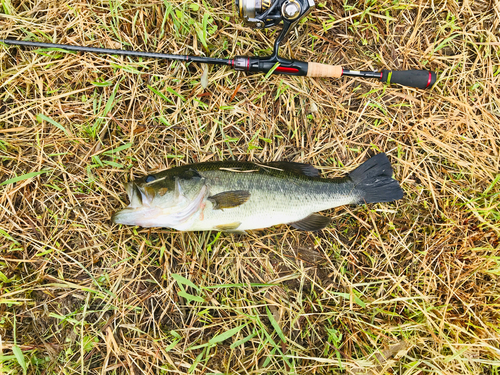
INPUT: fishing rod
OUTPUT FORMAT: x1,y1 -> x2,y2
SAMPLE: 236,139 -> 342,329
0,0 -> 436,89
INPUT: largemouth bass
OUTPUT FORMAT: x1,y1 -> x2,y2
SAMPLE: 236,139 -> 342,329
111,153 -> 403,232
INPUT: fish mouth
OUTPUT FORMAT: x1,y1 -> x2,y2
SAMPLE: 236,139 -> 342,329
111,182 -> 158,226
124,182 -> 141,207
111,206 -> 161,226
112,181 -> 208,229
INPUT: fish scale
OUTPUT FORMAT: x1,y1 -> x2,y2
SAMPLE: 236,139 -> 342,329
186,169 -> 357,231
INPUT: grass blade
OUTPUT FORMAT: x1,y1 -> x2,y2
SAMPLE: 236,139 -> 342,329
1,170 -> 50,186
266,306 -> 286,342
172,274 -> 201,291
103,143 -> 133,155
178,290 -> 205,303
36,114 -> 69,136
209,324 -> 247,345
12,345 -> 27,375
331,292 -> 367,308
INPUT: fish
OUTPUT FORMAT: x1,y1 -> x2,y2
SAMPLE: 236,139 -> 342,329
111,153 -> 403,232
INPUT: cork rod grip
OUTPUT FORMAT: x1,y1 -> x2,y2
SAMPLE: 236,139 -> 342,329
306,62 -> 343,78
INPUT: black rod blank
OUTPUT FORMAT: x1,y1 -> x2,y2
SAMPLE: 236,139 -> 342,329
0,39 -> 231,65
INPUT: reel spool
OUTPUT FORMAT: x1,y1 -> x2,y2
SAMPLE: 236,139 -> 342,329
236,0 -> 314,28
236,0 -> 314,50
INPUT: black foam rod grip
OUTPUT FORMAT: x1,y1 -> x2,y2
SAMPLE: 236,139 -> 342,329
381,70 -> 436,89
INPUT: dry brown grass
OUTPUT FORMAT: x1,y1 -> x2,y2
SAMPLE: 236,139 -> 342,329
1,0 -> 499,373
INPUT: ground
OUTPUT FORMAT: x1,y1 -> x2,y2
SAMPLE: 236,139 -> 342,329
1,0 -> 499,374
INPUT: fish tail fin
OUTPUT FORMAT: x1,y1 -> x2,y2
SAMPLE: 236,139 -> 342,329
349,153 -> 404,204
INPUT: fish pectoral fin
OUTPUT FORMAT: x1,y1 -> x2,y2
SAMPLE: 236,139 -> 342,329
215,222 -> 242,231
289,213 -> 330,231
208,190 -> 251,210
267,161 -> 320,177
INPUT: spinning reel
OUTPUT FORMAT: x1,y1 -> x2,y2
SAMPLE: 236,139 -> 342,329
233,0 -> 314,70
237,0 -> 314,40
231,0 -> 314,76
0,0 -> 436,89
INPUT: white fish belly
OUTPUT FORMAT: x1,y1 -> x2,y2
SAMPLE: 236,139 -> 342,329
186,193 -> 358,231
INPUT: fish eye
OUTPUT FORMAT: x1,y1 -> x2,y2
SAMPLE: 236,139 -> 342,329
145,175 -> 156,183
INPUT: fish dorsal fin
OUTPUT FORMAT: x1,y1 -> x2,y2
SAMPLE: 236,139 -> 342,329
289,213 -> 330,231
266,161 -> 320,177
208,190 -> 251,210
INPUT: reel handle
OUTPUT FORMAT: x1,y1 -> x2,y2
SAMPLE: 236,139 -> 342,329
380,70 -> 436,89
306,62 -> 343,77
307,62 -> 436,89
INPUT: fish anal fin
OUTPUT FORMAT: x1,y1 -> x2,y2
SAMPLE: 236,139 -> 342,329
208,190 -> 250,210
267,161 -> 320,177
227,230 -> 248,235
215,222 -> 242,231
289,213 -> 330,231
